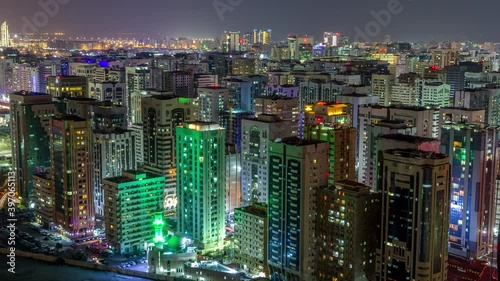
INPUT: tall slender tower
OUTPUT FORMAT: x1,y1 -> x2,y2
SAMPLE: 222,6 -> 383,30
376,149 -> 450,281
176,122 -> 226,254
267,137 -> 329,281
1,21 -> 10,47
142,94 -> 195,211
50,115 -> 95,239
10,92 -> 63,203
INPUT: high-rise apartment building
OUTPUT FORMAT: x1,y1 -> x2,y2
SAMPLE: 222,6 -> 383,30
440,123 -> 498,259
304,124 -> 356,185
38,59 -> 62,93
431,49 -> 459,69
142,94 -> 195,211
1,21 -> 10,47
303,101 -> 352,129
126,66 -> 152,124
13,64 -> 40,92
267,137 -> 329,281
225,145 -> 241,215
46,76 -> 88,98
231,58 -> 257,76
10,92 -> 63,203
221,31 -> 241,52
376,149 -> 450,281
88,81 -> 125,105
323,32 -> 338,47
372,74 -> 395,107
0,59 -> 13,96
33,173 -> 53,228
103,171 -> 165,254
454,86 -> 500,126
316,181 -> 378,281
197,87 -> 230,125
50,116 -> 95,239
176,122 -> 226,254
234,203 -> 268,276
93,129 -> 136,216
358,120 -> 417,189
240,114 -> 296,206
254,96 -> 299,135
288,35 -> 314,61
164,71 -> 195,98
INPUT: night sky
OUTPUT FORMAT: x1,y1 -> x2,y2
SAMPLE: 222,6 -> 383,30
1,0 -> 498,42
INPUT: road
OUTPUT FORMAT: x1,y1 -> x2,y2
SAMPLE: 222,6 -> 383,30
0,255 -> 151,281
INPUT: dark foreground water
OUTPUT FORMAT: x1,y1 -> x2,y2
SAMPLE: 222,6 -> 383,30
0,255 -> 151,281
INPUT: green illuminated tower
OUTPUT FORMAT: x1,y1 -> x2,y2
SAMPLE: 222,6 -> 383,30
176,122 -> 226,254
153,209 -> 165,245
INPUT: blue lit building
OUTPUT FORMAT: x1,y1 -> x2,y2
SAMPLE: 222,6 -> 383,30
440,123 -> 498,259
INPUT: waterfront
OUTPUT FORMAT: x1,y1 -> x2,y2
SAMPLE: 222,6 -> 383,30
0,255 -> 151,281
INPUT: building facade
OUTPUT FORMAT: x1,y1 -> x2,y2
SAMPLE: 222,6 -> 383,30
267,137 -> 329,281
176,122 -> 226,253
234,204 -> 268,276
50,116 -> 95,239
376,149 -> 450,281
316,181 -> 378,281
103,171 -> 165,254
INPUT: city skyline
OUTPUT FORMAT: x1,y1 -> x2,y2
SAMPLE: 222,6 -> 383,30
0,0 -> 498,42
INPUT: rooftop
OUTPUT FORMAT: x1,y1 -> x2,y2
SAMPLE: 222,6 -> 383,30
104,170 -> 164,184
380,134 -> 438,143
53,114 -> 87,122
186,261 -> 238,274
182,121 -> 222,132
236,203 -> 267,217
275,136 -> 324,146
385,149 -> 448,160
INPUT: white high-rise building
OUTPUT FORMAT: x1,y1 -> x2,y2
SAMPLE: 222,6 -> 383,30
323,32 -> 338,47
93,129 -> 136,216
240,114 -> 295,206
197,87 -> 229,126
1,21 -> 10,47
13,64 -> 40,92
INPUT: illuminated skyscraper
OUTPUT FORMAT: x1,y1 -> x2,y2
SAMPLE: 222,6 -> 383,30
441,123 -> 498,259
267,137 -> 329,281
323,32 -> 338,47
93,129 -> 136,216
262,29 -> 272,45
176,122 -> 226,254
372,73 -> 395,107
197,86 -> 230,125
304,125 -> 356,185
103,171 -> 165,254
1,21 -> 10,47
241,114 -> 296,206
10,92 -> 63,203
316,181 -> 378,281
50,116 -> 95,239
13,64 -> 40,92
376,149 -> 450,281
126,66 -> 152,124
221,31 -> 241,52
141,94 -> 195,211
